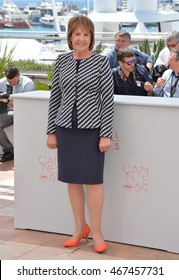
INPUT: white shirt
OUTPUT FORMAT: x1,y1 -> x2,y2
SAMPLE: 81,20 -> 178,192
0,75 -> 35,95
154,47 -> 170,67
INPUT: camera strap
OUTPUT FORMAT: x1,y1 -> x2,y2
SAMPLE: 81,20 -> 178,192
158,71 -> 172,97
170,74 -> 179,97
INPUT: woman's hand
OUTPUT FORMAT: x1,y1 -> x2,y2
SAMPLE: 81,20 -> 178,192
99,137 -> 111,152
47,133 -> 58,149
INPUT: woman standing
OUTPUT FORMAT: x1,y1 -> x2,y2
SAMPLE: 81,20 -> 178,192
47,16 -> 114,253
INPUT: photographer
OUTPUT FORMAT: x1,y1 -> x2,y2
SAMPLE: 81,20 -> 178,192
0,67 -> 35,162
154,49 -> 179,98
113,47 -> 153,96
153,31 -> 179,82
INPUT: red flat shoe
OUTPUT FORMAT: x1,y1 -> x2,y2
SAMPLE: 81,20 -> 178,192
63,224 -> 90,247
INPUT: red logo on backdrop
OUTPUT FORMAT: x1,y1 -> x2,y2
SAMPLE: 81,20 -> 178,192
38,156 -> 58,182
122,164 -> 149,193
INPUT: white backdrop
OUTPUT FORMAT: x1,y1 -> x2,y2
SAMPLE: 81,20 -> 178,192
13,91 -> 179,254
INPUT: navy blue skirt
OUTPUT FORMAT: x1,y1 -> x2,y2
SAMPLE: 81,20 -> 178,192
56,106 -> 104,184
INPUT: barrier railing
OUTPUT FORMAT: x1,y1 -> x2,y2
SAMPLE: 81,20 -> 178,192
0,30 -> 166,43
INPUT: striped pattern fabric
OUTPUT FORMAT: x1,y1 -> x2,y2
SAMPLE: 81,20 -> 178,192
47,52 -> 114,138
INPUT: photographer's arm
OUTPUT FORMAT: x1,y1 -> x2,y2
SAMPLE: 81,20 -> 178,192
0,98 -> 8,103
8,99 -> 13,107
0,98 -> 13,107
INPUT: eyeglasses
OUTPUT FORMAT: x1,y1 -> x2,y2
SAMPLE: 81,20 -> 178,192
167,42 -> 179,48
122,59 -> 136,65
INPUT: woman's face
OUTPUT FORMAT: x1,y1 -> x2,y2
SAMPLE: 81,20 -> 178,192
70,26 -> 91,55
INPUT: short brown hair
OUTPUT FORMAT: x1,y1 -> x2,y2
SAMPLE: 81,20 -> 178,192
67,16 -> 95,51
117,47 -> 135,61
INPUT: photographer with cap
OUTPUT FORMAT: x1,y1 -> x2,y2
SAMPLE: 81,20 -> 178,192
0,66 -> 35,162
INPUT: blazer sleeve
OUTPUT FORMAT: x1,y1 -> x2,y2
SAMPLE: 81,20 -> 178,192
47,56 -> 62,134
133,48 -> 153,65
99,56 -> 114,138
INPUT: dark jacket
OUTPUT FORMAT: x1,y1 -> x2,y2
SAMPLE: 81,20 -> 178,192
106,47 -> 153,69
112,64 -> 153,96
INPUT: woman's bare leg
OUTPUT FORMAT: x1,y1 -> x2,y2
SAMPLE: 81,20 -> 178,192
67,183 -> 86,239
87,184 -> 105,245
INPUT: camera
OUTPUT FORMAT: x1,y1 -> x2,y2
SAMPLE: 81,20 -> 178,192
0,92 -> 9,99
0,84 -> 13,100
0,85 -> 13,114
152,64 -> 168,82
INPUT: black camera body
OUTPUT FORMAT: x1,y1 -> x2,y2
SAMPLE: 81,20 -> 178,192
0,84 -> 13,100
152,64 -> 168,83
0,92 -> 9,99
0,85 -> 13,114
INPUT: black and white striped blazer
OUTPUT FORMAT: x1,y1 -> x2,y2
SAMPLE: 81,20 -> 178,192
47,51 -> 114,138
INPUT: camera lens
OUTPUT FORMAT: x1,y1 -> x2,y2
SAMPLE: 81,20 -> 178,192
6,85 -> 13,95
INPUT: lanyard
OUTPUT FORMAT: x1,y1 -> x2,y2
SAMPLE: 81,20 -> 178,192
119,70 -> 139,95
170,74 -> 179,97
